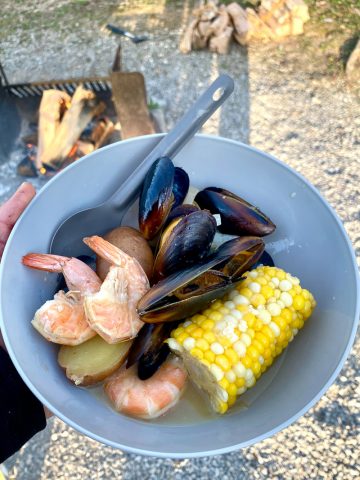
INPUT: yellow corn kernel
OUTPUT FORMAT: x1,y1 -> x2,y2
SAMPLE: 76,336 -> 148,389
227,383 -> 237,397
192,327 -> 204,339
185,324 -> 197,334
251,293 -> 266,307
247,345 -> 259,360
176,332 -> 188,344
282,308 -> 292,322
203,331 -> 216,344
190,348 -> 204,360
236,377 -> 246,388
208,311 -> 222,322
254,318 -> 264,331
236,304 -> 248,313
224,348 -> 238,364
228,395 -> 237,407
196,338 -> 209,351
215,355 -> 231,371
201,359 -> 211,368
243,312 -> 256,327
261,285 -> 274,300
172,327 -> 185,339
242,356 -> 253,369
256,277 -> 267,286
219,377 -> 230,390
211,300 -> 223,309
252,361 -> 261,376
263,325 -> 276,341
252,339 -> 265,355
273,316 -> 287,331
217,402 -> 228,414
256,332 -> 270,348
239,287 -> 252,299
218,336 -> 232,348
204,350 -> 216,363
192,314 -> 205,324
247,328 -> 255,339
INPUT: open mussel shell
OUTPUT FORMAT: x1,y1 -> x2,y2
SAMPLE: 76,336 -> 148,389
126,322 -> 177,380
172,167 -> 190,209
138,156 -> 175,240
153,210 -> 217,282
194,187 -> 276,237
253,250 -> 275,268
138,236 -> 264,323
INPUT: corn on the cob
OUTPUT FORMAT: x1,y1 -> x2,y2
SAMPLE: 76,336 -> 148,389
167,265 -> 316,414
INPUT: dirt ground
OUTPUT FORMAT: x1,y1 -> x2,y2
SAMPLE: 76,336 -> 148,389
1,1 -> 359,478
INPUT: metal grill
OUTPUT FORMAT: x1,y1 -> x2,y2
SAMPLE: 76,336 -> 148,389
2,77 -> 112,98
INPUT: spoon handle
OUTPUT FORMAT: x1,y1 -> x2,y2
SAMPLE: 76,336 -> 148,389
109,74 -> 234,211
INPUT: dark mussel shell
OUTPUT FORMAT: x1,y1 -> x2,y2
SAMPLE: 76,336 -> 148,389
252,250 -> 275,269
126,322 -> 178,380
172,167 -> 190,209
138,157 -> 175,240
138,236 -> 264,323
164,204 -> 199,228
194,187 -> 276,237
152,210 -> 217,282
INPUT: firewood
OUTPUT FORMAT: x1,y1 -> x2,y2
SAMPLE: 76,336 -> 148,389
180,18 -> 199,53
35,89 -> 71,169
40,85 -> 105,169
210,5 -> 230,36
227,3 -> 251,46
198,20 -> 214,40
209,25 -> 234,54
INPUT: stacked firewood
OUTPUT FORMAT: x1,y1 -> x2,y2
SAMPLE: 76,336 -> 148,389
180,0 -> 310,54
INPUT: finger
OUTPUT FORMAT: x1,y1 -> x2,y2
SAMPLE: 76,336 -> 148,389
0,183 -> 36,228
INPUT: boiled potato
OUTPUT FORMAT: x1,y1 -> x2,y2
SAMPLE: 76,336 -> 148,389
96,226 -> 154,280
58,335 -> 132,386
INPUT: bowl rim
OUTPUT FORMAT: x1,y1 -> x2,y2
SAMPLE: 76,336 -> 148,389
1,133 -> 359,458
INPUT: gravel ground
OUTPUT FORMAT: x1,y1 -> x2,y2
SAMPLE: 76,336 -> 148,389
1,1 -> 360,478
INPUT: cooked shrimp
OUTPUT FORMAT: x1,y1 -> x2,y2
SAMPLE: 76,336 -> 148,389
83,236 -> 150,344
104,356 -> 187,419
22,254 -> 102,345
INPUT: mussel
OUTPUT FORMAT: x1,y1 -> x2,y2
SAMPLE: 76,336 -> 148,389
253,250 -> 275,269
126,322 -> 178,380
194,187 -> 276,236
138,157 -> 175,240
152,210 -> 217,282
164,204 -> 199,228
172,167 -> 190,209
138,236 -> 264,323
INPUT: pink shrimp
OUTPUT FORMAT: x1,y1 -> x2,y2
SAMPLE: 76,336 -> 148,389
104,356 -> 187,419
22,254 -> 102,345
83,236 -> 150,344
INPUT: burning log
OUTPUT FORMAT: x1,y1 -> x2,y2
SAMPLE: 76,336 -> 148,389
40,85 -> 105,169
35,89 -> 71,169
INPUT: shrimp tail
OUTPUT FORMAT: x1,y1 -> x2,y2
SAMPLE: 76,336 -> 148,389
22,253 -> 70,272
83,236 -> 127,267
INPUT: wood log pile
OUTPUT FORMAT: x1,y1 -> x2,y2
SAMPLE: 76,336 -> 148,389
180,0 -> 310,54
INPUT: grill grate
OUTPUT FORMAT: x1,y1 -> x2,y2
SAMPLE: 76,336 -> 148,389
2,77 -> 112,98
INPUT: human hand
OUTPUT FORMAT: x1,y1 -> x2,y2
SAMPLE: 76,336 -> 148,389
0,183 -> 36,350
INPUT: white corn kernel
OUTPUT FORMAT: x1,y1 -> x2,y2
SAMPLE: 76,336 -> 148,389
271,277 -> 280,287
237,386 -> 247,395
279,279 -> 292,292
241,333 -> 251,347
268,303 -> 281,316
233,294 -> 250,305
280,291 -> 293,307
167,338 -> 180,351
219,388 -> 229,402
277,300 -> 286,309
228,290 -> 239,300
224,301 -> 235,310
258,310 -> 271,324
245,368 -> 254,382
259,355 -> 264,364
274,289 -> 281,299
249,282 -> 261,293
239,320 -> 248,332
225,370 -> 236,383
269,321 -> 281,337
249,271 -> 258,278
234,362 -> 246,378
210,364 -> 224,381
246,375 -> 256,388
231,309 -> 243,320
224,315 -> 237,326
211,342 -> 224,355
183,320 -> 192,327
183,337 -> 196,351
233,340 -> 247,357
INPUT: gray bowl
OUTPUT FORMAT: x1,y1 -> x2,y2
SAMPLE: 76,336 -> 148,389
0,134 -> 359,458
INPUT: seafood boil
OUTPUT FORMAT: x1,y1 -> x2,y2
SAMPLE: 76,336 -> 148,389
22,156 -> 316,420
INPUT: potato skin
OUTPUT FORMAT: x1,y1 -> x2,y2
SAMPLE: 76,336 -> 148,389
96,226 -> 154,281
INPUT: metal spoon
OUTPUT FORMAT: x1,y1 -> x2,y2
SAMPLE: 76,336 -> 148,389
106,24 -> 149,44
50,74 -> 234,257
